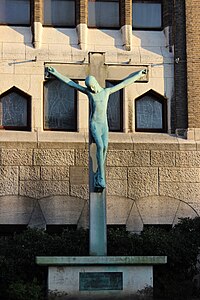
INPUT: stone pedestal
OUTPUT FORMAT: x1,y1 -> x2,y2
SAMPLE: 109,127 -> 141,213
36,256 -> 167,300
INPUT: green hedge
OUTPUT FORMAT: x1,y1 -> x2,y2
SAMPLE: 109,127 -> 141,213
0,218 -> 200,299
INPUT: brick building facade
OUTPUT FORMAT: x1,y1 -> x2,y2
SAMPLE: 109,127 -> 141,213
0,0 -> 199,234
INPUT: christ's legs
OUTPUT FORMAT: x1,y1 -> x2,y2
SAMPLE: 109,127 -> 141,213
90,122 -> 106,189
102,127 -> 108,164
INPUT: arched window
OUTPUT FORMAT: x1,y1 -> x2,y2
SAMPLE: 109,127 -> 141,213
135,90 -> 167,132
0,0 -> 30,25
44,79 -> 77,131
0,87 -> 31,131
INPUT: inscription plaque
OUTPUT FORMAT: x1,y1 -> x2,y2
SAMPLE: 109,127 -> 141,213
79,272 -> 123,291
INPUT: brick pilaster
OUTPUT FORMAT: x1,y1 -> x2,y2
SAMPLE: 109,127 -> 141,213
32,0 -> 43,23
121,0 -> 132,27
163,0 -> 173,28
173,0 -> 188,131
76,0 -> 88,25
32,0 -> 43,48
185,0 -> 200,128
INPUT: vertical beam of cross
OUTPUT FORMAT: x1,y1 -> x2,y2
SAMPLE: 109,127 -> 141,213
88,53 -> 108,256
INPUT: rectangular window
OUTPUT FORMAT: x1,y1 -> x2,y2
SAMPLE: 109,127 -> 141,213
132,1 -> 162,29
0,0 -> 30,25
88,0 -> 119,29
44,0 -> 75,27
44,79 -> 77,131
106,81 -> 123,132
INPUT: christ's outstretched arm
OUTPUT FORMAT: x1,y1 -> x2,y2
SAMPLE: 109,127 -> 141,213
108,69 -> 147,95
46,67 -> 88,94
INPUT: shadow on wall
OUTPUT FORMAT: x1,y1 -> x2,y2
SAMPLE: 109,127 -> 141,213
0,195 -> 198,233
107,195 -> 198,232
0,195 -> 88,229
0,26 -> 32,44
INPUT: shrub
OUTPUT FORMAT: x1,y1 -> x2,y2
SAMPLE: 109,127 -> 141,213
0,218 -> 200,299
0,227 -> 88,299
8,279 -> 43,300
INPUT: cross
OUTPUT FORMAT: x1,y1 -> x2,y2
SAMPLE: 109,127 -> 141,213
46,53 -> 147,256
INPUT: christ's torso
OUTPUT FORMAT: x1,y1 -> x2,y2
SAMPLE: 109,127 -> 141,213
88,89 -> 110,124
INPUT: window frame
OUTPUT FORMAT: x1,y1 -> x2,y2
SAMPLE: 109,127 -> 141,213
132,0 -> 163,31
0,0 -> 31,26
43,78 -> 78,132
0,87 -> 31,131
135,89 -> 167,133
106,80 -> 123,132
88,0 -> 121,29
43,0 -> 76,28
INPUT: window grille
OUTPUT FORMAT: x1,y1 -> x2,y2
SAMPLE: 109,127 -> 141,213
135,90 -> 167,132
106,81 -> 123,132
0,87 -> 31,131
44,79 -> 77,131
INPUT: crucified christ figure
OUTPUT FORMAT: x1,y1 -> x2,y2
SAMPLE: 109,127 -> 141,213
47,67 -> 146,191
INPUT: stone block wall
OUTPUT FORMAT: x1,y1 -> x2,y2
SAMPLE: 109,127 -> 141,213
0,135 -> 199,232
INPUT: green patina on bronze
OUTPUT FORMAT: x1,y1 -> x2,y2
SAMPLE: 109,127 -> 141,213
47,66 -> 146,191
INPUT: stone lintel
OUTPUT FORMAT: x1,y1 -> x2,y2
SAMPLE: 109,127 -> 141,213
36,255 -> 167,266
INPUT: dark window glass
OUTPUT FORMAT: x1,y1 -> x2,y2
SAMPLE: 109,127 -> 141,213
88,0 -> 119,28
0,87 -> 31,130
106,81 -> 123,132
132,2 -> 162,29
0,0 -> 30,25
44,79 -> 77,131
44,0 -> 75,26
135,91 -> 167,132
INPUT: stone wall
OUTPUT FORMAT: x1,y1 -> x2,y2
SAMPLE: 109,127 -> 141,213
0,134 -> 198,232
